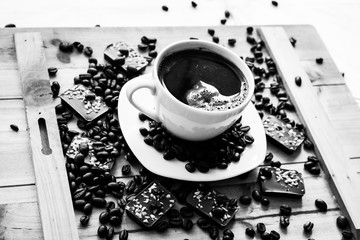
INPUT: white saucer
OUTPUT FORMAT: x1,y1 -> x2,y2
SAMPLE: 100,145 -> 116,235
118,80 -> 267,182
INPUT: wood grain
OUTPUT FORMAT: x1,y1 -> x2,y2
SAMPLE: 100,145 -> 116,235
15,32 -> 79,240
258,26 -> 360,239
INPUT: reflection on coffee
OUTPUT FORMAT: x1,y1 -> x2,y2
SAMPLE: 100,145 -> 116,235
158,49 -> 249,111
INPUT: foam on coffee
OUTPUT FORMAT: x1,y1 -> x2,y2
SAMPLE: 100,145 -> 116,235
158,49 -> 249,111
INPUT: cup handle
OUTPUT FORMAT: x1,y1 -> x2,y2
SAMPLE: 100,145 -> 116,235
125,74 -> 160,122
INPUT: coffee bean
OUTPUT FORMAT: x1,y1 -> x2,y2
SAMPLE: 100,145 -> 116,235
99,211 -> 110,224
208,226 -> 219,239
303,221 -> 314,232
261,232 -> 271,240
156,220 -> 169,232
223,229 -> 234,239
79,215 -> 90,226
149,50 -> 158,58
59,41 -> 73,52
197,217 -> 211,230
106,226 -> 114,240
289,36 -> 297,47
336,215 -> 349,229
271,1 -> 278,7
109,215 -> 121,226
212,36 -> 220,43
316,57 -> 323,64
261,198 -> 270,206
256,222 -> 266,234
51,81 -> 60,97
97,225 -> 108,238
270,160 -> 281,168
10,124 -> 19,132
309,166 -> 321,175
122,164 -> 131,175
169,217 -> 183,227
270,230 -> 280,240
5,23 -> 16,28
264,152 -> 273,162
280,215 -> 290,228
280,204 -> 292,216
239,195 -> 252,205
83,203 -> 93,215
245,227 -> 255,237
228,38 -> 236,46
182,218 -> 193,230
48,67 -> 58,76
246,26 -> 254,34
315,198 -> 327,212
252,190 -> 262,201
342,230 -> 354,239
180,206 -> 194,218
303,139 -> 314,149
118,229 -> 129,240
304,160 -> 316,170
185,163 -> 196,173
208,28 -> 215,36
84,46 -> 93,56
220,19 -> 227,25
212,207 -> 226,218
92,197 -> 107,208
295,76 -> 302,86
260,167 -> 272,179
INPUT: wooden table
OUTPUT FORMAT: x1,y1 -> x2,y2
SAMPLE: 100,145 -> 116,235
1,25 -> 360,240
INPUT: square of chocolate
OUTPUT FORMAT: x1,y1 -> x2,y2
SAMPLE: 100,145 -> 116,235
104,41 -> 149,75
66,136 -> 115,171
186,185 -> 239,228
263,115 -> 305,153
126,181 -> 176,229
60,84 -> 109,122
258,167 -> 305,198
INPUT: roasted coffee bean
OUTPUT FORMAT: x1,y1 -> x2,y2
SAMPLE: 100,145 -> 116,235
122,164 -> 131,175
220,19 -> 227,25
269,230 -> 280,240
156,220 -> 169,232
106,226 -> 114,240
208,28 -> 215,36
309,166 -> 321,175
316,57 -> 323,64
109,215 -> 121,226
182,218 -> 193,230
212,36 -> 220,43
252,190 -> 262,201
185,163 -> 196,173
245,227 -> 255,237
73,199 -> 87,210
303,139 -> 314,149
125,180 -> 136,194
169,217 -> 183,227
239,195 -> 252,205
280,204 -> 292,216
48,67 -> 58,76
261,232 -> 271,240
271,1 -> 278,7
168,208 -> 180,218
109,207 -> 123,217
51,81 -> 60,97
118,229 -> 129,240
84,46 -> 93,56
336,215 -> 349,229
259,167 -> 272,179
148,50 -> 158,58
223,229 -> 234,240
264,152 -> 273,162
295,76 -> 302,86
303,221 -> 314,232
92,197 -> 107,208
95,189 -> 106,198
80,215 -> 90,226
280,215 -> 290,228
212,207 -> 226,218
97,225 -> 108,238
117,197 -> 127,209
228,38 -> 236,46
246,36 -> 256,44
99,211 -> 110,224
208,226 -> 219,239
256,222 -> 266,233
180,206 -> 194,218
246,26 -> 254,34
342,230 -> 354,239
191,1 -> 197,8
59,41 -> 73,52
304,160 -> 316,170
270,160 -> 281,168
315,198 -> 327,212
289,36 -> 297,47
4,23 -> 16,28
83,203 -> 93,215
197,217 -> 211,230
105,201 -> 116,212
10,124 -> 19,132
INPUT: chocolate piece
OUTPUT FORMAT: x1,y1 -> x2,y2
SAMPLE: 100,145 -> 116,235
104,41 -> 149,74
60,85 -> 109,122
263,115 -> 305,153
258,167 -> 305,198
66,136 -> 114,171
186,186 -> 239,228
126,181 -> 176,229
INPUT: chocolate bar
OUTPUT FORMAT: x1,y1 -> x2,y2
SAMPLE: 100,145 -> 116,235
258,167 -> 305,198
60,84 -> 109,122
126,181 -> 176,229
66,136 -> 115,171
263,115 -> 305,153
104,41 -> 149,75
186,185 -> 239,228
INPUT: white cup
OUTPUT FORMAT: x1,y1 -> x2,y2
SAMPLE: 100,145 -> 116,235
125,40 -> 254,141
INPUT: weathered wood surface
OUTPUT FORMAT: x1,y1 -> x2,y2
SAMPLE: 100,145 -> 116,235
0,26 -> 359,239
14,32 -> 79,240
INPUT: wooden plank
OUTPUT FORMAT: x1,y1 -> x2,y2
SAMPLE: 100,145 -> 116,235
14,32 -> 79,240
258,26 -> 360,239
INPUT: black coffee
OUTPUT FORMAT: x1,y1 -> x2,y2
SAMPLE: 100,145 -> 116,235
158,49 -> 248,111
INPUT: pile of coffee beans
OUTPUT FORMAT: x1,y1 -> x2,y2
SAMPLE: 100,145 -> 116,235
138,114 -> 254,173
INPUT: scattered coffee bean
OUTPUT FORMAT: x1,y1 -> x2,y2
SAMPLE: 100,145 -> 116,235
162,5 -> 169,11
246,26 -> 254,34
156,220 -> 169,232
239,195 -> 252,205
316,57 -> 323,64
182,218 -> 193,230
220,19 -> 227,25
10,124 -> 19,132
118,229 -> 129,240
279,204 -> 292,216
84,46 -> 93,56
97,225 -> 108,238
336,215 -> 349,229
208,28 -> 215,36
303,221 -> 314,232
122,164 -> 131,175
270,160 -> 281,168
212,36 -> 219,43
223,228 -> 234,240
295,76 -> 302,86
252,190 -> 262,201
261,198 -> 270,206
106,226 -> 114,240
51,81 -> 60,97
309,166 -> 321,175
5,23 -> 16,28
245,227 -> 255,237
191,1 -> 197,8
315,198 -> 327,212
225,10 -> 231,18
272,1 -> 278,7
180,206 -> 193,218
261,232 -> 271,240
228,38 -> 236,46
80,215 -> 90,226
270,230 -> 280,240
342,230 -> 354,239
264,152 -> 273,162
149,50 -> 158,58
83,203 -> 93,215
48,67 -> 58,76
280,215 -> 290,228
289,37 -> 297,47
256,222 -> 266,234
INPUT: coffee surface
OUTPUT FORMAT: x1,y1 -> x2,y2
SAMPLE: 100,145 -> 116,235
158,49 -> 248,111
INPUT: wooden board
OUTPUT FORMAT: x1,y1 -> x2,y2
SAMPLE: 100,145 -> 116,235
0,26 -> 358,240
14,32 -> 79,240
258,26 -> 360,238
